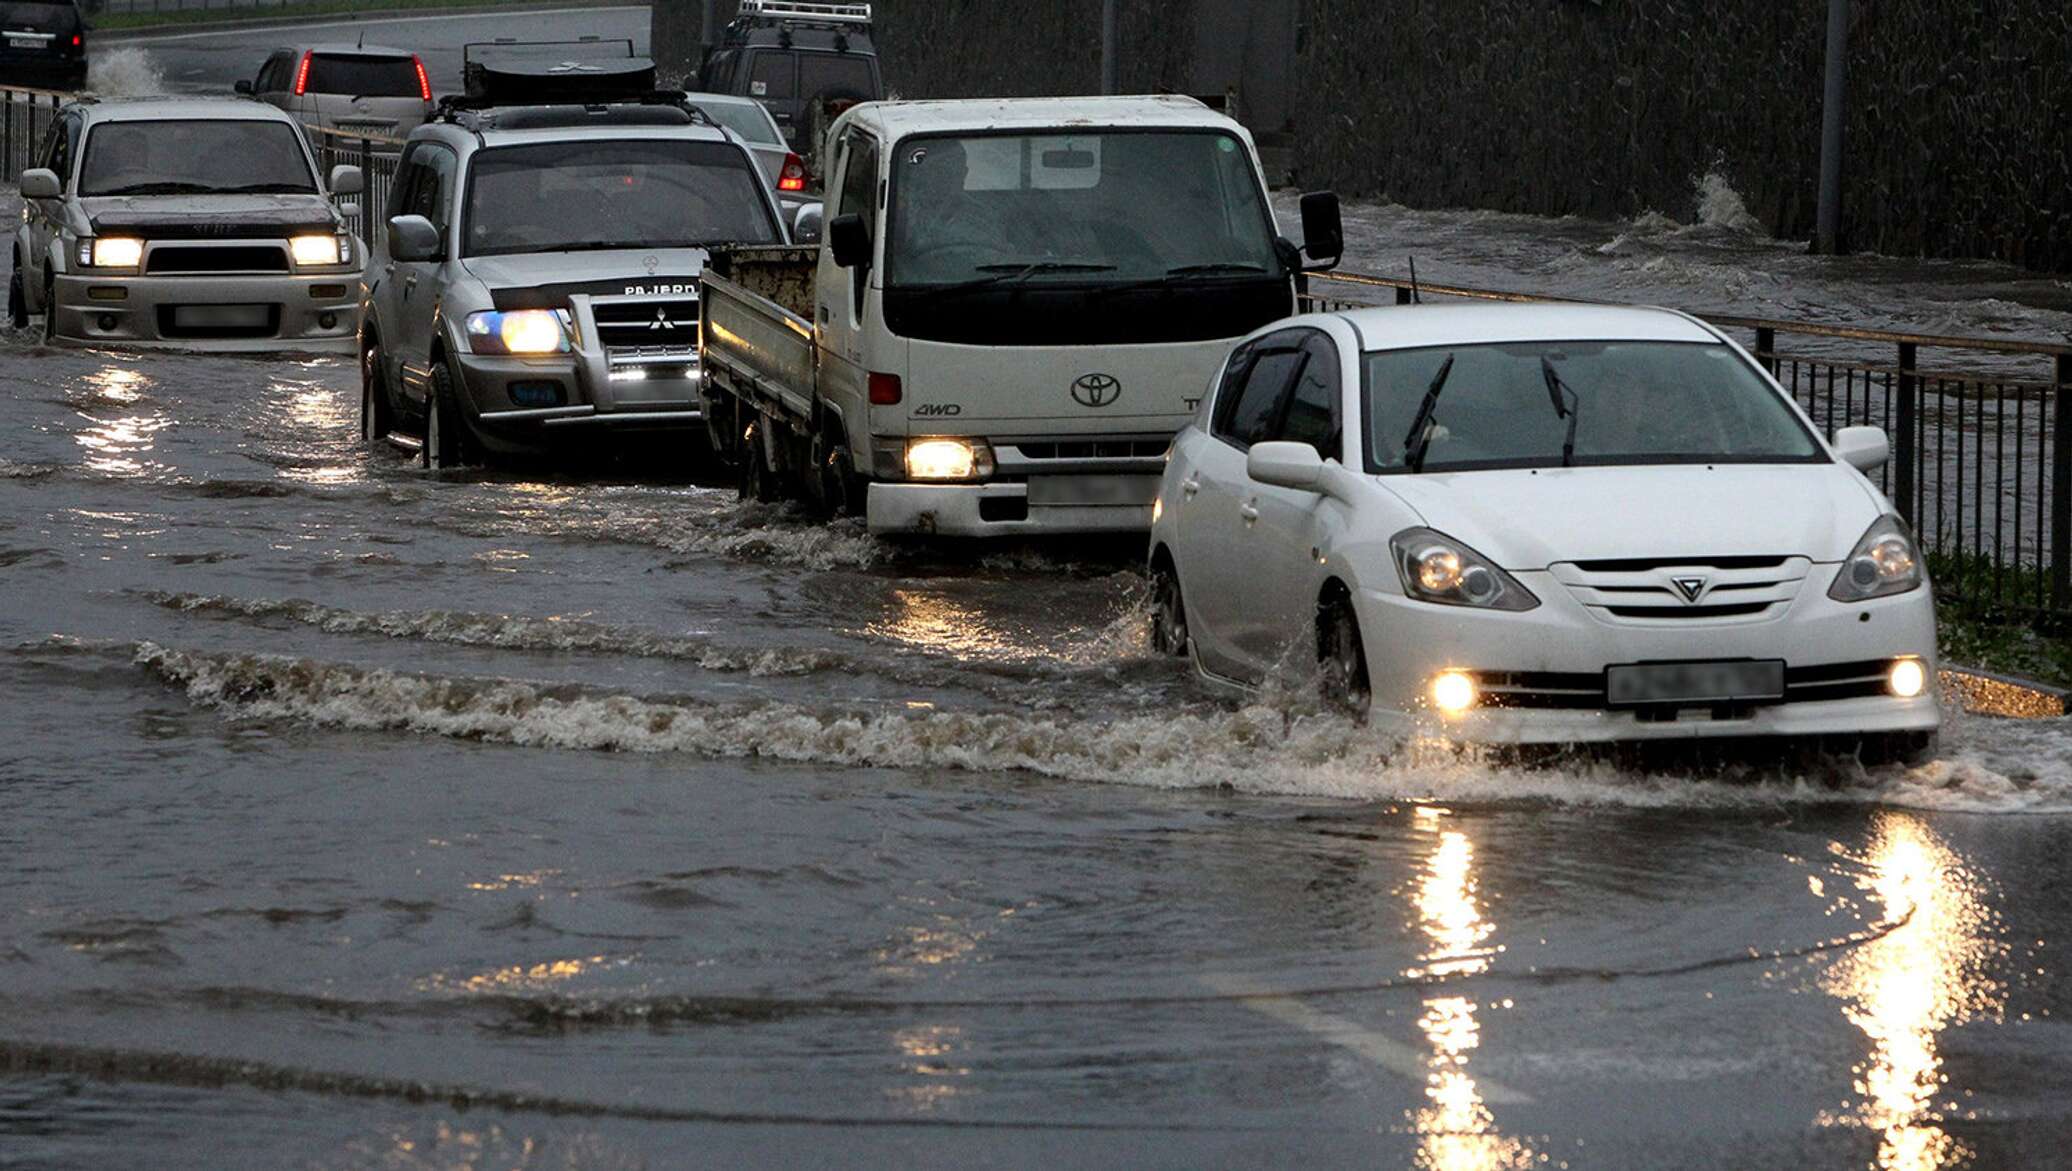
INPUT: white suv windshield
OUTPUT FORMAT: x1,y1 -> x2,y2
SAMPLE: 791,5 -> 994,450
885,130 -> 1281,287
1365,341 -> 1824,473
463,139 -> 780,256
79,120 -> 317,196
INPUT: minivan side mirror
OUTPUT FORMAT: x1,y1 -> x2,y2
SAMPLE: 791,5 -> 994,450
19,168 -> 61,200
1299,190 -> 1343,270
791,201 -> 824,246
387,214 -> 441,262
330,164 -> 364,197
827,212 -> 868,268
234,79 -> 254,96
1248,440 -> 1326,492
1832,425 -> 1890,473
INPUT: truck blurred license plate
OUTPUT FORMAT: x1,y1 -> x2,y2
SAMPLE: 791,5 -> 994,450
1605,660 -> 1784,706
1026,475 -> 1157,507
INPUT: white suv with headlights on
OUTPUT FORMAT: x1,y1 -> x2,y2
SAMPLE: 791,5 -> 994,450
1147,302 -> 1940,759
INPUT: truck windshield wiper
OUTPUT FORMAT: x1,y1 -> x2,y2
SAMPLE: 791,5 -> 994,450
1089,262 -> 1273,298
1540,356 -> 1581,468
906,261 -> 1117,301
1401,353 -> 1456,472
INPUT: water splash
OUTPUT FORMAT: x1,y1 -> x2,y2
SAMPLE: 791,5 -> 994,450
87,48 -> 166,98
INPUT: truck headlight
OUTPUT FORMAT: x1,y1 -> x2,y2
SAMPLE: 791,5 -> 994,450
465,309 -> 571,356
1828,514 -> 1924,602
905,437 -> 993,482
1389,527 -> 1539,611
84,237 -> 144,268
289,234 -> 347,266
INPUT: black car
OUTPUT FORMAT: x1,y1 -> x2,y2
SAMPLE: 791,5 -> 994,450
696,0 -> 880,157
0,0 -> 86,90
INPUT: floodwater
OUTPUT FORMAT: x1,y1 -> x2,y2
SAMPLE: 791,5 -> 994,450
5,182 -> 2072,1168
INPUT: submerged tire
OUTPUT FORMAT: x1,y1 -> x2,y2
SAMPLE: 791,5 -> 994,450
1318,594 -> 1371,716
422,361 -> 470,470
41,274 -> 57,343
1149,559 -> 1190,658
360,341 -> 393,445
740,418 -> 782,503
7,254 -> 26,330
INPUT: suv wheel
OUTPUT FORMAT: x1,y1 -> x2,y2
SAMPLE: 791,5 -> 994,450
360,340 -> 394,444
41,273 -> 57,344
7,257 -> 26,330
422,360 -> 472,470
1318,595 -> 1371,717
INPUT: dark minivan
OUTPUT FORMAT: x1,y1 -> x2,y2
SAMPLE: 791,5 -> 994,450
0,0 -> 87,90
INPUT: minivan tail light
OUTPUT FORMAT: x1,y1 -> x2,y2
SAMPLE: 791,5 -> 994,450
868,372 -> 902,405
412,55 -> 432,101
292,51 -> 313,96
778,152 -> 807,192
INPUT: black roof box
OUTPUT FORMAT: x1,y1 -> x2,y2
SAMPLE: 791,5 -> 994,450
462,38 -> 656,103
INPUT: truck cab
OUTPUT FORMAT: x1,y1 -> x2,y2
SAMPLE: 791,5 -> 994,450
699,94 -> 1341,537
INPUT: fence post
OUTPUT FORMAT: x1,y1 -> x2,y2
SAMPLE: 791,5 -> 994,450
1755,325 -> 1776,376
2053,352 -> 2071,615
1894,342 -> 1918,528
1395,286 -> 1413,306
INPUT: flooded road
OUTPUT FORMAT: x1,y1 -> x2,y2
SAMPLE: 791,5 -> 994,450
5,185 -> 2072,1167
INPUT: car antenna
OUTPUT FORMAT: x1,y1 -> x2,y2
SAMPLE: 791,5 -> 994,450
357,31 -> 365,48
1408,256 -> 1421,304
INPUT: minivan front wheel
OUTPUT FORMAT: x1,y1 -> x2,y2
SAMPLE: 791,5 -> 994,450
1149,559 -> 1190,657
1318,595 -> 1371,717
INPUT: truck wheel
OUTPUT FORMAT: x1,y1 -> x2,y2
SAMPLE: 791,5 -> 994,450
360,340 -> 394,444
740,418 -> 782,503
422,361 -> 471,470
1318,595 -> 1371,717
1150,559 -> 1190,657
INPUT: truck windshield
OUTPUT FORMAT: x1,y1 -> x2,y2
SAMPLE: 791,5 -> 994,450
886,130 -> 1280,288
463,139 -> 780,257
1364,341 -> 1824,473
78,120 -> 317,196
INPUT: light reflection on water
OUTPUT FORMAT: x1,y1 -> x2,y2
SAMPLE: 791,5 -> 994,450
1406,808 -> 1535,1171
1821,813 -> 2003,1171
864,588 -> 1029,662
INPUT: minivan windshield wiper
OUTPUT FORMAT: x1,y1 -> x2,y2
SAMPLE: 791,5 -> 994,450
1401,353 -> 1456,471
1541,356 -> 1582,467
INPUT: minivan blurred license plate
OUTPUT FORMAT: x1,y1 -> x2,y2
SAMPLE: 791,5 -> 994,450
1605,660 -> 1784,707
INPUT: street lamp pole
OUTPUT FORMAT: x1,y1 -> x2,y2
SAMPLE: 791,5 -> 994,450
1100,0 -> 1119,95
1814,0 -> 1849,255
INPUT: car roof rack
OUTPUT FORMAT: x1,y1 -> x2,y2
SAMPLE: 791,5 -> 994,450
732,1 -> 873,30
433,89 -> 718,130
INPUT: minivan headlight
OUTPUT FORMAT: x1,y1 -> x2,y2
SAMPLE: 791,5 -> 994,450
465,309 -> 572,356
1828,514 -> 1924,602
1389,527 -> 1539,611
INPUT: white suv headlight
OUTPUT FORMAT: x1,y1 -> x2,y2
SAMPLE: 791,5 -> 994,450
1390,527 -> 1539,611
1828,514 -> 1924,602
290,234 -> 349,267
81,237 -> 144,268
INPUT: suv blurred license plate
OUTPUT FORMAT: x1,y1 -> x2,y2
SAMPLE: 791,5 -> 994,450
1606,660 -> 1784,706
172,305 -> 269,329
8,36 -> 42,48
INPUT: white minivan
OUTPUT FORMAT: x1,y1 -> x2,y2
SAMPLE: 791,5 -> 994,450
240,44 -> 434,144
1148,302 -> 1941,759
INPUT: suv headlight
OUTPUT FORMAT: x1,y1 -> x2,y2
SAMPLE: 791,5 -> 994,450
465,309 -> 572,356
1390,527 -> 1539,611
80,237 -> 144,268
1828,514 -> 1924,602
290,234 -> 351,267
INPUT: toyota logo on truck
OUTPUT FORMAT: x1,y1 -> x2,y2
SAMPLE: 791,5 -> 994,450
1071,373 -> 1121,408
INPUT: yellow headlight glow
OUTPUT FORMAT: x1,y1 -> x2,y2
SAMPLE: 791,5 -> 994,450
499,310 -> 566,355
1414,547 -> 1464,593
92,238 -> 144,268
906,438 -> 980,481
1887,658 -> 1928,699
1430,670 -> 1479,716
289,234 -> 342,266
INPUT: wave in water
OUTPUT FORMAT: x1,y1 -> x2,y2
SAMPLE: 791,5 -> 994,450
129,641 -> 2072,813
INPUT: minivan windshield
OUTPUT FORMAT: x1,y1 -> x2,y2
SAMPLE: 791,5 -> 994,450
78,120 -> 317,196
306,53 -> 422,98
1364,341 -> 1824,473
886,130 -> 1281,288
463,139 -> 780,257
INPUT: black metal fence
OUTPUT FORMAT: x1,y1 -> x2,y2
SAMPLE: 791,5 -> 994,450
301,124 -> 403,242
1,87 -> 63,182
1304,271 -> 2072,627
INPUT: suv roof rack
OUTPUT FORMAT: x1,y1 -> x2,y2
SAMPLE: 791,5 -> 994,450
732,1 -> 872,30
434,89 -> 717,129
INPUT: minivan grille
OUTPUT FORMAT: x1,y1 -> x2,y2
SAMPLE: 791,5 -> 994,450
1552,556 -> 1811,624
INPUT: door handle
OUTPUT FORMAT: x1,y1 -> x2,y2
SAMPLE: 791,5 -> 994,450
1180,477 -> 1200,497
402,273 -> 417,301
1239,501 -> 1260,523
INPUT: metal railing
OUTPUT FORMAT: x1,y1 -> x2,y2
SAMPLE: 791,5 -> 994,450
2,86 -> 64,183
1303,271 -> 2072,626
300,123 -> 404,241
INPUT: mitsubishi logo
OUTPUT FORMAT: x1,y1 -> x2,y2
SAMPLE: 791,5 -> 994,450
1071,372 -> 1121,408
1671,576 -> 1709,603
649,309 -> 680,331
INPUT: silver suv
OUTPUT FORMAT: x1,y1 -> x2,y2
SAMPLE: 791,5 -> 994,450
359,87 -> 798,467
9,97 -> 365,351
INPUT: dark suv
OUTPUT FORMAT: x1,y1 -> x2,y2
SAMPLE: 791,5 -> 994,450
696,0 -> 879,157
0,0 -> 87,90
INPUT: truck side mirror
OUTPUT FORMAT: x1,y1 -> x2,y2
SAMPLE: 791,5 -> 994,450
828,212 -> 869,268
330,165 -> 364,196
19,168 -> 61,200
387,214 -> 441,262
1299,190 -> 1343,269
234,79 -> 254,96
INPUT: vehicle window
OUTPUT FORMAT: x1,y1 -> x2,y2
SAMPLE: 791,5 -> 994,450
1363,341 -> 1825,473
1215,346 -> 1306,450
408,144 -> 456,230
254,53 -> 281,94
797,51 -> 875,99
1,2 -> 78,26
1277,332 -> 1340,455
464,138 -> 779,257
702,50 -> 735,92
306,53 -> 423,98
39,114 -> 72,187
746,51 -> 794,99
693,100 -> 782,146
886,130 -> 1281,288
78,119 -> 317,196
835,132 -> 876,218
386,151 -> 421,220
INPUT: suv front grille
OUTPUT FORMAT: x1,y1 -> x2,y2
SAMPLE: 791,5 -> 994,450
1553,556 -> 1811,624
592,298 -> 699,349
145,245 -> 290,274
